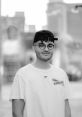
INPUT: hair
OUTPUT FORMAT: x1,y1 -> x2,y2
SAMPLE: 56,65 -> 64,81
33,30 -> 58,44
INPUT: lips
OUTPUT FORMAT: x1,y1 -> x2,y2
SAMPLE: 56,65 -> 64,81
42,53 -> 50,56
42,52 -> 49,54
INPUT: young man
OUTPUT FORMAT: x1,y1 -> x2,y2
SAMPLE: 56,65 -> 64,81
10,30 -> 71,117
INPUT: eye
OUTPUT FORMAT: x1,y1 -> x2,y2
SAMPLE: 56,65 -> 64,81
48,44 -> 54,49
39,43 -> 45,48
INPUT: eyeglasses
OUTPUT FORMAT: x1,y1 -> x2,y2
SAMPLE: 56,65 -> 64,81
34,43 -> 55,50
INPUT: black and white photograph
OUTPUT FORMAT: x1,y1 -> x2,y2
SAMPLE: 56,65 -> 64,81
0,0 -> 82,117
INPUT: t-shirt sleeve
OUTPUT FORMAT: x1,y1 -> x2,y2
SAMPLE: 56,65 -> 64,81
63,72 -> 71,100
9,71 -> 25,100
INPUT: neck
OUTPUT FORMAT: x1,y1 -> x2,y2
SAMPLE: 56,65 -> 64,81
33,58 -> 51,69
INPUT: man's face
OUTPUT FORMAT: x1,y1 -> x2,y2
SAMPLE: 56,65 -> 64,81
33,41 -> 55,62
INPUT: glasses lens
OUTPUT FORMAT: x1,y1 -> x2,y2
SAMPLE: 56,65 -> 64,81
48,44 -> 54,50
39,43 -> 45,50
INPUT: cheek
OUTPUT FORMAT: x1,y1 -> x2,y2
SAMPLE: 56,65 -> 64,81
34,49 -> 41,56
49,50 -> 54,55
34,48 -> 41,54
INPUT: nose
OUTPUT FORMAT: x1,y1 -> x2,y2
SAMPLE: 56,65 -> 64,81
44,45 -> 49,51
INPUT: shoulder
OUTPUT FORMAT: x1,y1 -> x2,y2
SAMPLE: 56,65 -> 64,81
52,65 -> 67,74
15,64 -> 32,79
52,65 -> 68,80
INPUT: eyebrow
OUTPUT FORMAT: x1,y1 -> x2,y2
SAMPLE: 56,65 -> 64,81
38,42 -> 54,44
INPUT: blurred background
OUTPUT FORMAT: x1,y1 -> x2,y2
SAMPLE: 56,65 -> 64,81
0,0 -> 82,117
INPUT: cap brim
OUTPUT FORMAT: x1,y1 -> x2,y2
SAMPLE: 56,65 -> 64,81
54,37 -> 58,40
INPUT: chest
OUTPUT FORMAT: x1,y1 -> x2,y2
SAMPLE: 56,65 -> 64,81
25,72 -> 65,98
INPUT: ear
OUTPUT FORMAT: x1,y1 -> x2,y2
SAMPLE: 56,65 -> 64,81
32,45 -> 35,51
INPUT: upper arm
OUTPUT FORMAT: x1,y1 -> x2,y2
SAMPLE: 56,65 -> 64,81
10,71 -> 25,100
65,99 -> 71,117
12,99 -> 25,117
64,72 -> 71,100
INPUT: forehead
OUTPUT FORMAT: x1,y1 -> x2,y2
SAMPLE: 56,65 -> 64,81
36,41 -> 54,44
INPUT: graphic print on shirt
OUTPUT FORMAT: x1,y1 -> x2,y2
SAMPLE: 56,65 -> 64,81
44,76 -> 48,78
52,79 -> 64,86
43,75 -> 64,86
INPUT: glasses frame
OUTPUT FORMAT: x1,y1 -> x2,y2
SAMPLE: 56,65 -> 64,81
34,42 -> 55,50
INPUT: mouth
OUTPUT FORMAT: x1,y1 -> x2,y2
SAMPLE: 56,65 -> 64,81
42,53 -> 50,56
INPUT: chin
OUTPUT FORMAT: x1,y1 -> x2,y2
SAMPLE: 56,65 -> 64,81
41,56 -> 52,62
37,53 -> 53,62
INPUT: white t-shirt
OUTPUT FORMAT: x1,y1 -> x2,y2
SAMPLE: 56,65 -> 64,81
10,64 -> 70,117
